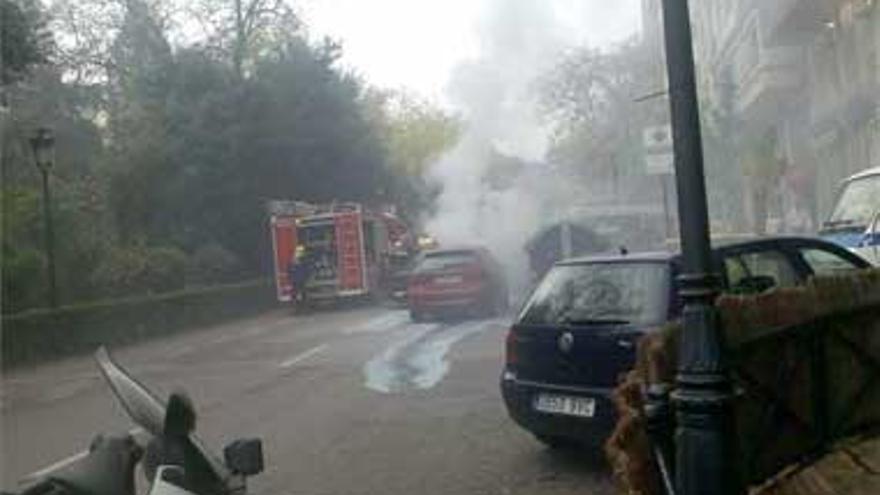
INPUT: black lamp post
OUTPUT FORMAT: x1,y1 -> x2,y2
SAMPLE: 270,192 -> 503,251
659,1 -> 739,494
29,127 -> 58,308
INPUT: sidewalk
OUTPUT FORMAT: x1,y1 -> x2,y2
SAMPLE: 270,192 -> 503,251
753,435 -> 880,495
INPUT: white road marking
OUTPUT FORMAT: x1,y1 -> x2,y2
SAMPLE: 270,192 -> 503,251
209,319 -> 285,345
21,427 -> 145,484
278,344 -> 328,368
343,311 -> 409,335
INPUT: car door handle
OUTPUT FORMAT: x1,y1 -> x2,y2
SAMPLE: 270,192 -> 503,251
617,339 -> 634,349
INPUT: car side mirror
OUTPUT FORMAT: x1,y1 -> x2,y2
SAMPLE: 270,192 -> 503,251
223,438 -> 264,476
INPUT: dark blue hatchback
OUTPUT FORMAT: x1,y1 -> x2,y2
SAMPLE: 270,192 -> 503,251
501,237 -> 870,449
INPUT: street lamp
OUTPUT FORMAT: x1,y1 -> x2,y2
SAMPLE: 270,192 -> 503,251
659,1 -> 740,494
29,127 -> 58,308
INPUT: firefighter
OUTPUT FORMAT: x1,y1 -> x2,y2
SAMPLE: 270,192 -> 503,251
289,245 -> 315,306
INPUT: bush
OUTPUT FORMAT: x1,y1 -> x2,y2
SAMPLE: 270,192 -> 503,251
90,244 -> 187,297
1,246 -> 44,313
186,243 -> 241,285
2,278 -> 275,368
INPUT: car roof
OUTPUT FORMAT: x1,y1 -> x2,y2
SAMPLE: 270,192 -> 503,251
557,236 -> 849,267
846,166 -> 880,182
559,251 -> 674,265
712,235 -> 847,252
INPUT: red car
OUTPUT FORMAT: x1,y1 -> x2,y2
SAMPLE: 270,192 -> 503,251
407,247 -> 509,321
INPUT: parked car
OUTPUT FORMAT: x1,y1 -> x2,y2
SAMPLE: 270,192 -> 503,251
407,246 -> 509,321
501,236 -> 870,449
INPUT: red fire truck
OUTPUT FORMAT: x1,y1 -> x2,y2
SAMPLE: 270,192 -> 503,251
269,201 -> 414,303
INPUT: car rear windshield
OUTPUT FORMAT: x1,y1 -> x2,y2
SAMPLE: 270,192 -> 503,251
518,262 -> 670,326
417,251 -> 479,272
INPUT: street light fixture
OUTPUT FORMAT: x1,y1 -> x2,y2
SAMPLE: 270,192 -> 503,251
30,128 -> 55,173
29,127 -> 58,308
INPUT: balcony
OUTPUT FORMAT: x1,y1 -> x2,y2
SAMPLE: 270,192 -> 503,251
760,0 -> 837,44
811,87 -> 880,136
734,46 -> 806,124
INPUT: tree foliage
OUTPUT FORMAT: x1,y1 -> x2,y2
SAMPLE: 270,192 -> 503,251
1,0 -> 410,312
364,90 -> 461,221
539,40 -> 650,183
0,0 -> 50,86
184,0 -> 300,79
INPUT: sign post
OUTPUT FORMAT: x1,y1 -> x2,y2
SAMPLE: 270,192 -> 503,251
644,124 -> 675,238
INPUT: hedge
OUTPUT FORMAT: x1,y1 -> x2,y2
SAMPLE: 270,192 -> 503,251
1,278 -> 277,369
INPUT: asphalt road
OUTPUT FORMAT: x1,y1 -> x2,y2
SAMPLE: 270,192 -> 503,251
1,305 -> 614,495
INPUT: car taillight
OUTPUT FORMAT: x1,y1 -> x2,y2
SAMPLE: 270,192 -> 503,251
505,328 -> 517,366
408,275 -> 427,293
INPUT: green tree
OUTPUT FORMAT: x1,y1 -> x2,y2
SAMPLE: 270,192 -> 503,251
146,37 -> 390,270
3,0 -> 401,311
184,0 -> 300,80
539,40 -> 647,184
741,132 -> 784,235
380,91 -> 460,177
0,0 -> 50,88
2,1 -> 108,311
365,89 -> 460,221
699,71 -> 748,232
102,0 -> 175,243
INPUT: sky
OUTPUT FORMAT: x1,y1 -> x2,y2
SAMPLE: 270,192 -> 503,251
297,0 -> 643,103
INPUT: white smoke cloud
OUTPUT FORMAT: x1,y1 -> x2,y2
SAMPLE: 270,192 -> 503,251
424,0 -> 583,295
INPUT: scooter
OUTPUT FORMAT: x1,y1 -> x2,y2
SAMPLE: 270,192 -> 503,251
12,347 -> 264,495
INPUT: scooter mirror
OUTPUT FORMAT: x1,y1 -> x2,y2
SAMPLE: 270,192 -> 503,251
223,439 -> 264,476
164,392 -> 196,437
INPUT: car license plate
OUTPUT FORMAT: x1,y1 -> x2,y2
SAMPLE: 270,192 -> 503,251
533,394 -> 596,418
434,275 -> 463,284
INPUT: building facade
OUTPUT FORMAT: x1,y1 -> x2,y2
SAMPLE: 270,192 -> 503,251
644,0 -> 880,231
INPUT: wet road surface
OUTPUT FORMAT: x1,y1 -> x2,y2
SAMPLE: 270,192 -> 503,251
1,305 -> 614,495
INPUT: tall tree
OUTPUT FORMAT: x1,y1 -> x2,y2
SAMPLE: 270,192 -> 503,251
185,0 -> 299,80
2,0 -> 118,307
104,0 -> 174,242
380,91 -> 461,177
363,89 -> 460,220
0,0 -> 50,88
4,0 -> 400,310
539,40 -> 649,184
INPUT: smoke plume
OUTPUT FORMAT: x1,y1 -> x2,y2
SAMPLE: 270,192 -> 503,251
424,0 -> 580,295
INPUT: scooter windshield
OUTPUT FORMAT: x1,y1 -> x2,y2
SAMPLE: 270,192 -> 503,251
95,346 -> 166,437
94,347 -> 230,485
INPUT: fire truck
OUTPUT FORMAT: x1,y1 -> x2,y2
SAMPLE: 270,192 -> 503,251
268,201 -> 414,304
